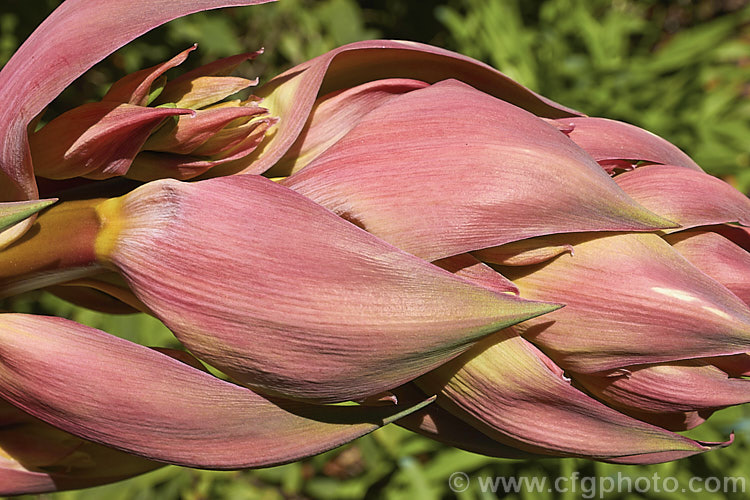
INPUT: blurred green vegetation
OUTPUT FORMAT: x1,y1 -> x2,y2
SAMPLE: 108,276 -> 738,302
2,0 -> 750,498
438,0 -> 750,191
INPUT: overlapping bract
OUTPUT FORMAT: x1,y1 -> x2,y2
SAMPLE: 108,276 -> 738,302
262,60 -> 749,462
1,0 -> 750,495
0,0 -> 276,248
30,46 -> 276,183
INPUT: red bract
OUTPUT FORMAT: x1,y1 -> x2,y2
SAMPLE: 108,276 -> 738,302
93,175 -> 558,403
0,314 -> 434,494
0,0 -> 275,247
281,79 -> 674,261
30,47 -> 276,182
1,2 -> 750,495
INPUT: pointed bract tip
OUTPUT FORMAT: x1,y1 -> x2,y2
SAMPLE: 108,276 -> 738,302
483,299 -> 565,339
382,395 -> 437,425
708,432 -> 735,449
608,434 -> 734,464
0,198 -> 58,232
528,300 -> 565,318
631,206 -> 681,232
476,297 -> 563,343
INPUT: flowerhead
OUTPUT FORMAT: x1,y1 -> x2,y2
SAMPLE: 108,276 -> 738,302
1,1 -> 750,495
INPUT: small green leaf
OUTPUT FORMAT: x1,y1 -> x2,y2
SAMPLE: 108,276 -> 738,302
147,74 -> 168,105
0,198 -> 57,232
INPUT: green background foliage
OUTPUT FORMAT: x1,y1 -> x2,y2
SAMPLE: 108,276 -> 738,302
2,0 -> 750,498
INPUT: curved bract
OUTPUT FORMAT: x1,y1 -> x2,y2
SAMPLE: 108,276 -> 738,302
0,0 -> 275,247
0,314 -> 434,475
1,1 -> 750,493
494,232 -> 750,373
221,39 -> 584,178
283,80 -> 674,261
416,331 -> 731,463
0,397 -> 162,496
95,175 -> 558,402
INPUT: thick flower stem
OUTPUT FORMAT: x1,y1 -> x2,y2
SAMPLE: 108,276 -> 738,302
0,198 -> 108,298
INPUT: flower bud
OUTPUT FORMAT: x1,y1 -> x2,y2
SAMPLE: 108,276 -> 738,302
29,47 -> 276,182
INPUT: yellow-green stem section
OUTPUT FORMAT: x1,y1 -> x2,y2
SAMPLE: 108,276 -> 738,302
93,196 -> 125,262
0,198 -> 110,298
